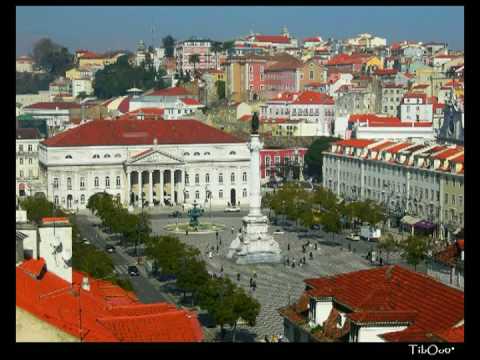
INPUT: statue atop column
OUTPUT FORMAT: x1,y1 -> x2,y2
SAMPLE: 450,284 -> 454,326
251,112 -> 259,135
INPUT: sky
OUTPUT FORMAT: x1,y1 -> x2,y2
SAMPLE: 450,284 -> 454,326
16,6 -> 464,56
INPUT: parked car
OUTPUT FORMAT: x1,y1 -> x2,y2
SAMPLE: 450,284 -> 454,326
105,245 -> 116,253
346,233 -> 360,241
82,238 -> 90,245
224,207 -> 240,212
273,230 -> 285,235
360,225 -> 382,242
169,210 -> 182,218
311,224 -> 321,230
128,265 -> 140,277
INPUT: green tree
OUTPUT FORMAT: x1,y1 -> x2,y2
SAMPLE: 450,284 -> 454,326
320,209 -> 342,242
304,136 -> 340,180
176,257 -> 210,304
162,35 -> 176,58
32,38 -> 74,76
145,236 -> 199,275
211,41 -> 223,67
222,40 -> 235,53
401,235 -> 429,271
189,54 -> 200,73
378,233 -> 398,265
228,285 -> 261,343
215,80 -> 226,100
20,196 -> 66,224
16,72 -> 55,94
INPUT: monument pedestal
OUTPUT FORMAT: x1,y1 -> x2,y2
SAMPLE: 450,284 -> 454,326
227,133 -> 282,265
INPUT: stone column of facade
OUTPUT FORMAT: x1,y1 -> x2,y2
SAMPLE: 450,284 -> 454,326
170,169 -> 174,204
178,170 -> 184,204
138,170 -> 143,208
159,169 -> 164,206
148,170 -> 154,207
127,171 -> 131,206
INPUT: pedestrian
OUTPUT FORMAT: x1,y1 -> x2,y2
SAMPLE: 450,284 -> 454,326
264,335 -> 269,343
286,257 -> 290,266
237,272 -> 241,281
219,237 -> 222,246
292,259 -> 296,268
315,243 -> 318,251
220,265 -> 224,273
252,281 -> 256,292
209,251 -> 213,259
303,256 -> 306,264
309,252 -> 313,260
231,226 -> 234,234
253,271 -> 257,279
287,243 -> 290,251
216,245 -> 219,253
249,277 -> 253,287
216,231 -> 219,240
186,229 -> 189,236
379,257 -> 383,266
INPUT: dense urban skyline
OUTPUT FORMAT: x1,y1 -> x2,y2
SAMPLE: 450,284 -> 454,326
16,6 -> 464,55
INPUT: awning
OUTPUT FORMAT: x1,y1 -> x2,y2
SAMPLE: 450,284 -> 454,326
18,183 -> 25,190
401,215 -> 421,225
414,220 -> 436,230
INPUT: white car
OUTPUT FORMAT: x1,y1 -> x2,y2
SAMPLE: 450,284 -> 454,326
273,230 -> 285,235
346,233 -> 360,241
224,207 -> 241,212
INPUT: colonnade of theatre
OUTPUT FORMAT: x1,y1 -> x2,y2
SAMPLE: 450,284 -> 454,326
126,168 -> 185,207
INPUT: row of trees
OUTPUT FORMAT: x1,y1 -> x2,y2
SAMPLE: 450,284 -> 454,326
19,195 -> 133,291
145,235 -> 260,342
86,193 -> 260,342
263,183 -> 433,270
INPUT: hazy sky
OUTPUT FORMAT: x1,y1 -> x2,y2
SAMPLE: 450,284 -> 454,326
16,6 -> 464,55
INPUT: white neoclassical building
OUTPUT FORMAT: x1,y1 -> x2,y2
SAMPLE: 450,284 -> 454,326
38,119 -> 250,211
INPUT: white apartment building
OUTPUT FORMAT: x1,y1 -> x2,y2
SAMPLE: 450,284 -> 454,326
322,139 -> 464,239
16,129 -> 44,200
38,119 -> 250,211
22,102 -> 81,136
72,78 -> 94,98
381,84 -> 407,116
400,93 -> 434,122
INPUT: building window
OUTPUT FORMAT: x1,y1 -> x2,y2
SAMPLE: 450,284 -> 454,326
185,173 -> 189,185
219,190 -> 223,199
444,194 -> 448,204
205,173 -> 210,184
19,170 -> 24,178
229,151 -> 236,155
19,158 -> 23,165
219,173 -> 223,184
243,188 -> 247,198
28,158 -> 33,165
104,154 -> 111,158
80,194 -> 85,204
53,177 -> 59,188
65,155 -> 72,159
184,152 -> 190,156
459,195 -> 463,207
265,156 -> 271,166
80,177 -> 85,189
185,191 -> 189,200
54,196 -> 59,206
195,190 -> 200,199
194,152 -> 200,156
105,176 -> 110,188
28,145 -> 32,152
93,154 -> 100,159
115,153 -> 122,158
243,172 -> 247,182
275,156 -> 280,165
116,176 -> 121,187
67,177 -> 72,190
19,145 -> 24,152
231,172 -> 235,183
195,174 -> 200,185
94,177 -> 99,187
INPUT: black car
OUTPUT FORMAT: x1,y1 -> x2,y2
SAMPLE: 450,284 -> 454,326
105,245 -> 116,253
128,265 -> 140,277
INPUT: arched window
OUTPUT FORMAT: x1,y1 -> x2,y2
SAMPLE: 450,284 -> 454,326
195,191 -> 200,199
104,154 -> 111,158
205,173 -> 210,184
219,173 -> 223,184
93,154 -> 100,159
80,177 -> 85,189
19,158 -> 23,165
80,194 -> 85,204
65,155 -> 72,159
67,177 -> 72,190
184,152 -> 190,156
195,174 -> 200,184
243,188 -> 247,198
219,190 -> 223,199
204,152 -> 211,156
194,152 -> 200,156
53,178 -> 59,188
242,172 -> 247,182
94,177 -> 99,187
231,172 -> 235,183
114,153 -> 122,158
185,173 -> 189,185
229,151 -> 236,155
265,156 -> 271,166
185,191 -> 189,200
54,196 -> 59,206
116,176 -> 121,187
105,176 -> 110,188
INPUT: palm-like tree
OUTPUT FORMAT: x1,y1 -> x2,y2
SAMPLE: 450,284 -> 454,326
189,54 -> 200,74
211,41 -> 223,69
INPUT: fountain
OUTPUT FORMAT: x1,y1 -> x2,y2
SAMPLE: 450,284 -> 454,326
227,113 -> 282,264
163,201 -> 224,234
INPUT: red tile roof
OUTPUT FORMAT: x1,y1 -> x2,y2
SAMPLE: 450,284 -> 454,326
149,87 -> 192,97
117,97 -> 131,114
432,147 -> 464,160
303,37 -> 323,43
370,141 -> 394,152
334,139 -> 376,148
181,98 -> 202,106
16,263 -> 203,342
304,266 -> 464,342
127,108 -> 165,116
375,69 -> 398,76
413,84 -> 430,89
292,91 -> 334,105
25,102 -> 81,110
42,217 -> 70,224
432,325 -> 464,343
18,258 -> 46,278
254,35 -> 290,44
348,310 -> 417,324
41,119 -> 243,147
386,143 -> 413,154
327,54 -> 371,66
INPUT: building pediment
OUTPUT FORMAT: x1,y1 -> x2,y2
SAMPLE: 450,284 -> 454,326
127,149 -> 184,165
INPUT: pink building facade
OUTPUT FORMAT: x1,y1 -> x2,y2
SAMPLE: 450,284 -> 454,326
260,148 -> 307,183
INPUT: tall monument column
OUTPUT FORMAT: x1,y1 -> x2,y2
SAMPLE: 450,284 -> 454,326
227,112 -> 282,265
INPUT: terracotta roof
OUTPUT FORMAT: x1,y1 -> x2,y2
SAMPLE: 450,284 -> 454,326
41,119 -> 243,147
16,263 -> 203,342
25,102 -> 81,110
253,35 -> 290,44
412,84 -> 430,89
42,217 -> 69,224
268,92 -> 298,102
148,87 -> 191,97
386,143 -> 414,154
266,60 -> 303,72
432,325 -> 464,343
18,258 -> 46,278
334,139 -> 376,148
292,91 -> 334,105
127,108 -> 165,116
383,83 -> 405,89
303,37 -> 322,43
348,310 -> 417,324
403,93 -> 427,102
370,141 -> 394,152
432,147 -> 463,160
327,54 -> 371,66
375,69 -> 398,76
303,266 -> 464,341
181,98 -> 202,106
16,128 -> 42,140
